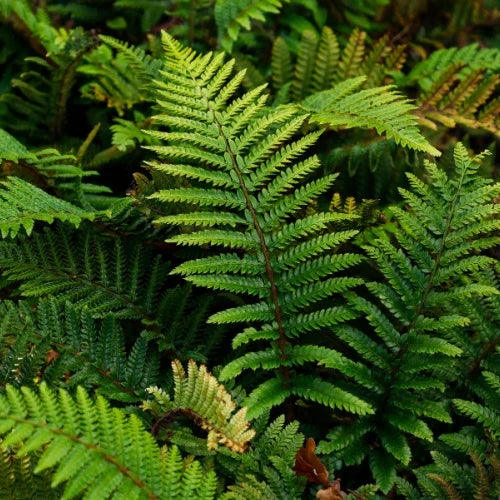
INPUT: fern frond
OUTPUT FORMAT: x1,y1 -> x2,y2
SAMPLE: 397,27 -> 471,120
0,225 -> 173,327
144,359 -> 255,453
302,77 -> 440,155
0,177 -> 104,238
0,383 -> 216,499
336,28 -> 366,82
215,0 -> 289,52
79,37 -> 161,114
291,30 -> 318,101
0,27 -> 93,139
271,37 -> 292,92
0,299 -> 159,400
147,33 -> 372,419
321,143 -> 499,492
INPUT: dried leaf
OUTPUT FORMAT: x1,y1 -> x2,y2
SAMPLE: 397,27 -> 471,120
316,479 -> 347,499
294,437 -> 330,486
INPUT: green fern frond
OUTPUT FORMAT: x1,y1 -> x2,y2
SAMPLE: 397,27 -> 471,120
0,225 -> 172,326
220,475 -> 276,499
302,76 -> 440,155
291,30 -> 318,101
146,32 -> 372,419
230,414 -> 306,499
0,383 -> 217,499
336,28 -> 366,82
321,143 -> 499,492
0,299 -> 159,400
215,0 -> 289,52
144,359 -> 255,453
407,44 -> 500,136
0,177 -> 104,238
271,37 -> 292,93
0,27 -> 93,140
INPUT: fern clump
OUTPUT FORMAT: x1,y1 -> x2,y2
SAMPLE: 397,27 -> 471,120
0,383 -> 218,499
0,2 -> 499,498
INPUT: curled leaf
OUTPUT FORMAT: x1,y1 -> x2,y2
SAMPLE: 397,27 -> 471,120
293,437 -> 330,486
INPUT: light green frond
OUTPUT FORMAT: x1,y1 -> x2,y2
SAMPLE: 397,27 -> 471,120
146,360 -> 255,453
0,177 -> 106,238
0,383 -> 215,499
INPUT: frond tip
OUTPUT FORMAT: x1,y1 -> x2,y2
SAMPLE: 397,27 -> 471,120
145,359 -> 256,453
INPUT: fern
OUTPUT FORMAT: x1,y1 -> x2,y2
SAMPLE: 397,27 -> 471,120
402,44 -> 500,136
0,383 -> 218,499
78,36 -> 162,115
0,23 -> 93,140
146,33 -> 374,419
272,27 -> 406,98
144,359 -> 255,453
318,143 -> 500,492
235,414 -> 306,497
302,76 -> 440,155
0,177 -> 106,238
0,225 -> 171,323
215,0 -> 289,52
0,299 -> 159,401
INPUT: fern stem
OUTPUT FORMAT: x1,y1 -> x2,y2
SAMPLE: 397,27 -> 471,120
216,121 -> 291,386
0,415 -> 159,499
171,46 -> 292,386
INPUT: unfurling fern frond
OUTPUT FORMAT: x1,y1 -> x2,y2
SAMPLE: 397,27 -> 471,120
0,383 -> 218,499
318,143 -> 500,492
146,32 -> 373,420
144,359 -> 255,453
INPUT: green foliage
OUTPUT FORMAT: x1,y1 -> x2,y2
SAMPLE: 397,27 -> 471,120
0,177 -> 105,237
0,382 -> 218,499
215,0 -> 290,52
0,298 -> 160,401
78,35 -> 162,114
144,359 -> 256,453
317,143 -> 500,491
0,2 -> 499,499
0,15 -> 93,141
272,27 -> 406,99
148,32 -> 374,419
302,76 -> 439,155
406,44 -> 500,136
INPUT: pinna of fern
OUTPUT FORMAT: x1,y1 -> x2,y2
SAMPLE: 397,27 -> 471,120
317,143 -> 500,492
145,31 -> 376,420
